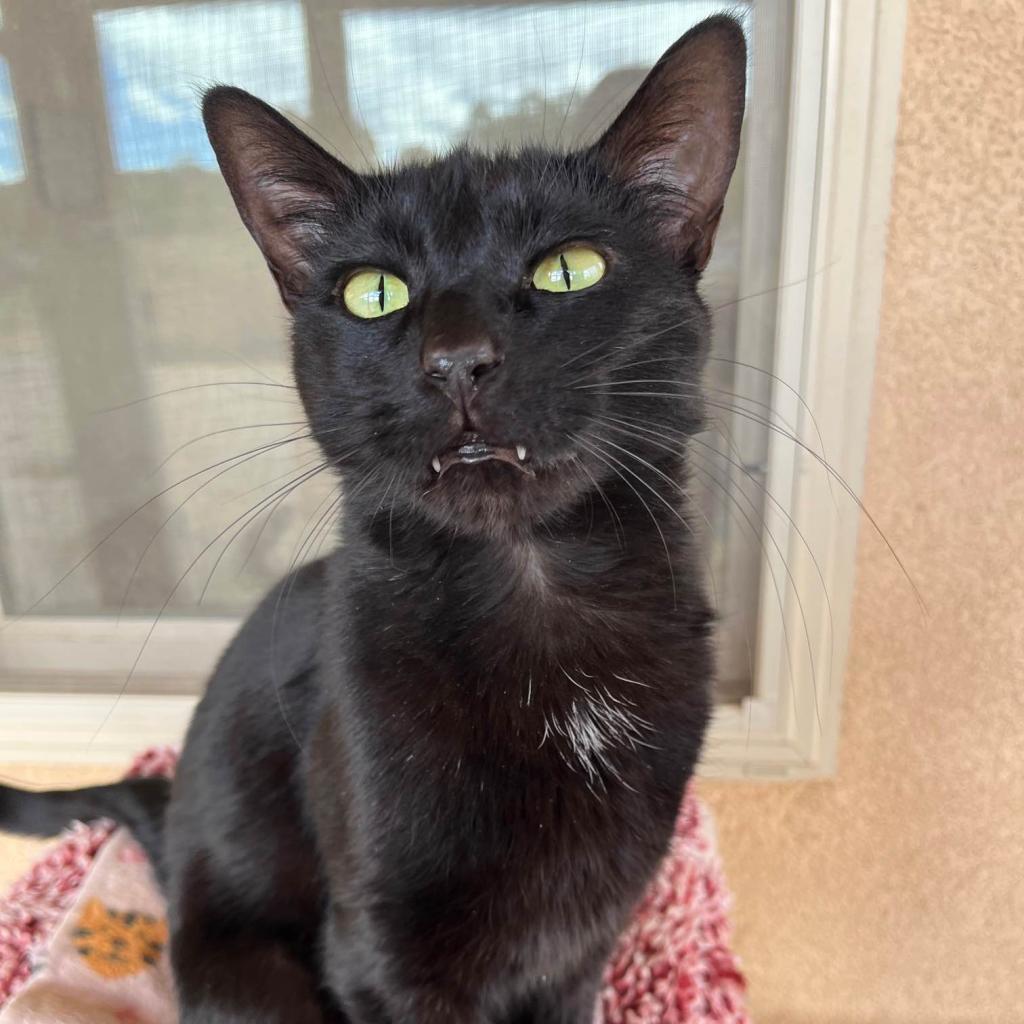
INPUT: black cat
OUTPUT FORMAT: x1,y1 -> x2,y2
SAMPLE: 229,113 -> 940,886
0,16 -> 745,1023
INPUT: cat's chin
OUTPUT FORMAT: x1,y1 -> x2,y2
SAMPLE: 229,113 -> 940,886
415,456 -> 587,539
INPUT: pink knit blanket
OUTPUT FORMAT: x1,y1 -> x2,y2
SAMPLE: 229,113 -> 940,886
0,750 -> 749,1023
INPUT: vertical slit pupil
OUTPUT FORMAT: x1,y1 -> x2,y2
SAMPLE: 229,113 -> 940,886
377,274 -> 386,311
559,253 -> 572,291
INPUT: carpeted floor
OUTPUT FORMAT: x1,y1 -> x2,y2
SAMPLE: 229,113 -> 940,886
0,765 -> 121,889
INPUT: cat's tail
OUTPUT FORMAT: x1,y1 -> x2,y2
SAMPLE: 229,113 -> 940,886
0,777 -> 171,867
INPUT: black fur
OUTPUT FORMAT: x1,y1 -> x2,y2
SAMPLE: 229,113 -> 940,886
0,16 -> 746,1023
0,776 -> 169,864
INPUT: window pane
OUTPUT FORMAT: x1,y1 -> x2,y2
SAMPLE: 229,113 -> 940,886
0,0 -> 778,705
96,0 -> 310,172
0,57 -> 24,184
341,3 -> 747,160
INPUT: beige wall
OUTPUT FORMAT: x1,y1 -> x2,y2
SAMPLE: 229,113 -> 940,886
699,3 -> 1024,1021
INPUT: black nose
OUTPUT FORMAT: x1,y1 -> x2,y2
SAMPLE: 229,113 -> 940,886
421,338 -> 503,396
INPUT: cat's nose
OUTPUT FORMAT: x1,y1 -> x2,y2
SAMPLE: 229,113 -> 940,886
421,291 -> 505,408
421,337 -> 503,399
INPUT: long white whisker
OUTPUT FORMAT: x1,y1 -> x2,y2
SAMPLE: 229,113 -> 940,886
594,414 -> 821,735
572,433 -> 677,608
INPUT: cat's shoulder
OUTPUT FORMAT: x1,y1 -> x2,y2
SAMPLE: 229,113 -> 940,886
190,557 -> 329,735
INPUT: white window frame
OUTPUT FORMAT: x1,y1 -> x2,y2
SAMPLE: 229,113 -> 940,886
704,0 -> 908,778
0,0 -> 908,774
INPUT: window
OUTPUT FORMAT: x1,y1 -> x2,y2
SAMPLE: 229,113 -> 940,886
96,1 -> 311,172
0,0 -> 908,775
0,57 -> 24,184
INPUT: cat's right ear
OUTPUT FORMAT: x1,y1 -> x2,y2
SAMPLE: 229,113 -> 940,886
202,87 -> 358,311
594,16 -> 746,271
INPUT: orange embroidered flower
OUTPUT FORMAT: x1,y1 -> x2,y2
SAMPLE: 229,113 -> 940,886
72,899 -> 167,980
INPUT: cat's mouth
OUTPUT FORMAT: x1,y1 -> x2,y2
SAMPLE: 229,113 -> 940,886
431,433 -> 534,478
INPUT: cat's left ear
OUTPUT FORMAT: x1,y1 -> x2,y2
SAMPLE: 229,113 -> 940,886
595,15 -> 746,270
203,86 -> 359,310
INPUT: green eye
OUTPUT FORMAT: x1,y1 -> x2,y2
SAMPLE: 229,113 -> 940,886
531,245 -> 606,293
341,268 -> 409,319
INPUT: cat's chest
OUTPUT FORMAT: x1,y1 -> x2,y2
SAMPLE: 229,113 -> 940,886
317,544 -> 711,895
317,679 -> 681,904
334,576 -> 712,811
337,652 -> 699,853
309,625 -> 705,972
353,644 -> 685,778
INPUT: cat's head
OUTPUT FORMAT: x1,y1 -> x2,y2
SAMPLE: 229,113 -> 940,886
202,16 -> 745,539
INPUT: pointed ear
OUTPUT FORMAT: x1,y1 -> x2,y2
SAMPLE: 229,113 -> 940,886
202,86 -> 358,310
595,15 -> 746,270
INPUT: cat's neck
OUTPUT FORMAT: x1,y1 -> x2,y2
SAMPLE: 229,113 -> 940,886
321,464 -> 712,802
338,465 -> 701,650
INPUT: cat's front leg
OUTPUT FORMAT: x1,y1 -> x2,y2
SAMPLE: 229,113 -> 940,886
324,917 -> 479,1024
172,923 -> 344,1024
507,960 -> 606,1024
526,982 -> 602,1024
350,986 -> 479,1024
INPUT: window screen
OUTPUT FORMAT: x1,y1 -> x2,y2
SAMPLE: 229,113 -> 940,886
0,0 -> 785,704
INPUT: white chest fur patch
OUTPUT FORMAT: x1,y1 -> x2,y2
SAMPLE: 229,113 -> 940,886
541,672 -> 656,790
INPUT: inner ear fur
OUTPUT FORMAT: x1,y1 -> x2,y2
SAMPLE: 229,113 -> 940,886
202,86 -> 359,310
595,15 -> 747,270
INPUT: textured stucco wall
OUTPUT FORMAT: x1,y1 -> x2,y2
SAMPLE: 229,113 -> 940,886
699,3 -> 1024,1021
